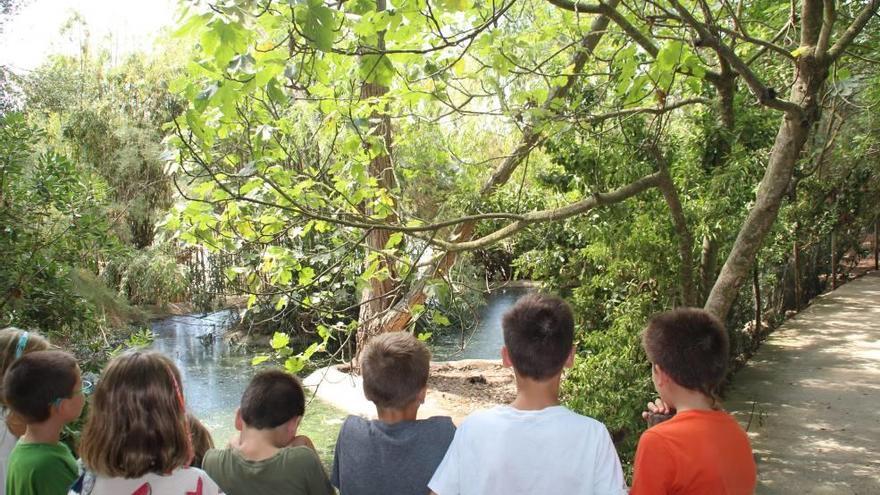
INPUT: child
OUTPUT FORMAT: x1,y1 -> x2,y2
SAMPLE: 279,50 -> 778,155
72,351 -> 221,494
0,328 -> 50,495
332,332 -> 456,495
4,350 -> 84,495
201,369 -> 332,495
629,308 -> 756,494
188,413 -> 215,469
429,293 -> 627,495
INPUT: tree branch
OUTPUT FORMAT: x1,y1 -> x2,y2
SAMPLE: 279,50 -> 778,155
825,0 -> 879,62
427,172 -> 663,252
546,0 -> 660,56
667,0 -> 804,116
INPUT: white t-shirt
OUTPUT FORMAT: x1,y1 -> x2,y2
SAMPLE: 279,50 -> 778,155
0,410 -> 18,495
79,467 -> 222,495
428,405 -> 627,495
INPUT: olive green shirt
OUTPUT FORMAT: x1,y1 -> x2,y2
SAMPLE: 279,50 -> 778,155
6,442 -> 78,495
202,446 -> 333,495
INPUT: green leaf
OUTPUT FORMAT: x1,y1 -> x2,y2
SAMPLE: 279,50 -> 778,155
385,232 -> 403,249
417,332 -> 432,342
284,356 -> 305,374
302,5 -> 335,51
252,355 -> 270,366
270,332 -> 290,350
298,267 -> 315,286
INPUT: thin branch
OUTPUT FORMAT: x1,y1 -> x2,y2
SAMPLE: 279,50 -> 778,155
825,0 -> 879,62
427,172 -> 663,252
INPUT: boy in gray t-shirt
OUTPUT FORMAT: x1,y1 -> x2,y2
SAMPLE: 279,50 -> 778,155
331,333 -> 455,495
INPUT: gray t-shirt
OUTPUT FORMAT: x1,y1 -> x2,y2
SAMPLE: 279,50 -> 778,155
331,415 -> 456,495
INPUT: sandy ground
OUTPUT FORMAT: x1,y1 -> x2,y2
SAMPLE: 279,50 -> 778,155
304,359 -> 515,424
726,270 -> 880,494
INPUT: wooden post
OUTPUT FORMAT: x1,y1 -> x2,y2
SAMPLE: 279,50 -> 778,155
831,231 -> 837,290
752,263 -> 761,338
793,223 -> 801,310
874,220 -> 878,271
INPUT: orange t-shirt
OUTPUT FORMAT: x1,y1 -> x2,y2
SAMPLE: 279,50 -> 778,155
629,409 -> 756,495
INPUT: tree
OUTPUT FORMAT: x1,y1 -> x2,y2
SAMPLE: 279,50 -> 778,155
166,0 -> 878,356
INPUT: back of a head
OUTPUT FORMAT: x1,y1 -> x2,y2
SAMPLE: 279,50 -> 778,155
642,308 -> 729,397
79,350 -> 192,478
240,369 -> 305,429
3,350 -> 77,423
361,332 -> 430,409
0,328 -> 51,408
502,293 -> 574,381
187,413 -> 214,468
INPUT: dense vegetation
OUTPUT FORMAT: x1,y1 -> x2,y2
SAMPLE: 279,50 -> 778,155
2,0 -> 878,464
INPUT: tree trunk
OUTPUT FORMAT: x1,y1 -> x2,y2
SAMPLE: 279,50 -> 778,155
704,51 -> 827,320
830,230 -> 837,289
657,165 -> 696,306
699,235 -> 718,305
355,0 -> 398,355
752,262 -> 761,337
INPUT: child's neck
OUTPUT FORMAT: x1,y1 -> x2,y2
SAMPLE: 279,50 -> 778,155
236,428 -> 284,462
21,420 -> 62,444
377,402 -> 419,424
511,372 -> 561,411
664,386 -> 716,413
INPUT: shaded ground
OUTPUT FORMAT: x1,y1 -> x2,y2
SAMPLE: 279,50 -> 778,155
726,270 -> 880,494
304,359 -> 515,425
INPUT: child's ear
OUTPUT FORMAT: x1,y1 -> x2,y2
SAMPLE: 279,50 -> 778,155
234,408 -> 243,432
564,347 -> 575,368
501,346 -> 513,368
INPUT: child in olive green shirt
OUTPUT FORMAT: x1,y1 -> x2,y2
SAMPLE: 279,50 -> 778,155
202,369 -> 332,495
5,351 -> 86,495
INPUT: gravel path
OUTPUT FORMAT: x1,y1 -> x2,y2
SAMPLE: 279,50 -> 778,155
726,271 -> 880,494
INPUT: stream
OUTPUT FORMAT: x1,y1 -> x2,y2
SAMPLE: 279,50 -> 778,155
148,287 -> 530,447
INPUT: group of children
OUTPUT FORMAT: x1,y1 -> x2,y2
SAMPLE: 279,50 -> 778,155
0,293 -> 756,494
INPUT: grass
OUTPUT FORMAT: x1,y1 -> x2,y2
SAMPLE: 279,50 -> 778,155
201,394 -> 348,469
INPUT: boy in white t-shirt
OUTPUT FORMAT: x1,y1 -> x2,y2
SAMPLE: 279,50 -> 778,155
429,294 -> 627,495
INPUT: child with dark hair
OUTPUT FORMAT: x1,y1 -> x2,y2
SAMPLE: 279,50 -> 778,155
0,328 -> 51,495
4,350 -> 85,495
202,369 -> 332,495
630,308 -> 756,494
187,413 -> 214,469
332,332 -> 455,495
429,293 -> 626,495
72,350 -> 221,494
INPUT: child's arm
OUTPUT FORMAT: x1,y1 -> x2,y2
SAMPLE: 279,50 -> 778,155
629,430 -> 675,495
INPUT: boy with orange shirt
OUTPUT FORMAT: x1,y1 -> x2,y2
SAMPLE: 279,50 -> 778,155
630,308 -> 756,494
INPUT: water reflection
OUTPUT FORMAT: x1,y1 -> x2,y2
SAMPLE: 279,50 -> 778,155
430,288 -> 531,361
150,310 -> 251,441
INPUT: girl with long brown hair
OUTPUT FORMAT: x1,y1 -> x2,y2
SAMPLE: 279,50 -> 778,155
71,351 -> 222,494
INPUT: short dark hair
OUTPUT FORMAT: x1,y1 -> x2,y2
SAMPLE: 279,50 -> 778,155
240,369 -> 305,429
502,293 -> 574,380
361,332 -> 430,409
4,350 -> 78,423
642,308 -> 729,397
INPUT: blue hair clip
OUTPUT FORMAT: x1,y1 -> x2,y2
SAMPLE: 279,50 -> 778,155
14,332 -> 29,359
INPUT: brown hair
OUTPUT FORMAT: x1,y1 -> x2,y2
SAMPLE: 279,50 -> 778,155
502,293 -> 574,380
0,328 -> 50,408
3,350 -> 78,423
642,308 -> 729,399
187,413 -> 214,469
240,369 -> 305,429
79,351 -> 193,477
361,332 -> 430,409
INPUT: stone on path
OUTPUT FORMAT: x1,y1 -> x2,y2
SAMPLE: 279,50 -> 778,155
727,271 -> 880,494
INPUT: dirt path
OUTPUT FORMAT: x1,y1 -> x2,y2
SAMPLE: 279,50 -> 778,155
726,271 -> 880,494
304,359 -> 515,425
